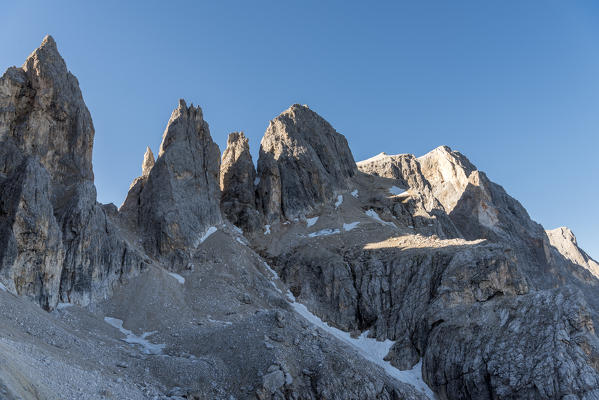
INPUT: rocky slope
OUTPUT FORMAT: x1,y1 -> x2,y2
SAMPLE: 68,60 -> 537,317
0,36 -> 598,400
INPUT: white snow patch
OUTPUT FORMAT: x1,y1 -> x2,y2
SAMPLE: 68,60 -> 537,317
351,189 -> 359,198
254,177 -> 260,186
389,186 -> 406,195
0,282 -> 6,292
343,222 -> 360,231
335,195 -> 343,208
104,317 -> 165,355
236,237 -> 247,245
56,302 -> 73,310
262,262 -> 284,294
198,226 -> 217,245
365,209 -> 396,227
291,302 -> 434,398
232,225 -> 243,234
207,317 -> 233,326
168,272 -> 185,285
264,224 -> 271,235
308,228 -> 340,238
306,216 -> 319,228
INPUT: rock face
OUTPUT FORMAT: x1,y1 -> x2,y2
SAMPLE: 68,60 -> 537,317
123,100 -> 222,267
220,132 -> 262,232
547,227 -> 599,278
0,36 -> 145,310
141,146 -> 154,177
256,104 -> 357,221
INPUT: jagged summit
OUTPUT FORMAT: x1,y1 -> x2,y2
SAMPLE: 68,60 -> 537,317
220,131 -> 262,231
547,226 -> 599,277
2,36 -> 599,400
141,146 -> 155,177
256,103 -> 357,220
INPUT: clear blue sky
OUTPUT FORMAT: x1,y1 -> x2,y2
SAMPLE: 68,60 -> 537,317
2,1 -> 598,258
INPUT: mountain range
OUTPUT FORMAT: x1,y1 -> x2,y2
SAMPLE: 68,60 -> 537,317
0,36 -> 598,400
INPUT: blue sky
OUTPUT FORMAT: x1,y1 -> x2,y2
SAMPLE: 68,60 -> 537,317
2,1 -> 598,258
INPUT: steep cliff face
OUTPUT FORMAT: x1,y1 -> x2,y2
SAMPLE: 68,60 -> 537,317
220,132 -> 262,232
256,104 -> 357,221
121,100 -> 222,268
0,36 -> 146,310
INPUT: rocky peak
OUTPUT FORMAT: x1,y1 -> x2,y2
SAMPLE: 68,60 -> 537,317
416,146 -> 477,213
17,34 -> 95,188
547,227 -> 599,277
141,146 -> 154,177
0,36 -> 146,310
137,99 -> 222,266
220,132 -> 262,232
256,104 -> 357,221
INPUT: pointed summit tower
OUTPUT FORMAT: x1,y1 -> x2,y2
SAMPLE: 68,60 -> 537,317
256,104 -> 357,221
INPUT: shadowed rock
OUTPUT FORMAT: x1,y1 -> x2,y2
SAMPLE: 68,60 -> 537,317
136,100 -> 222,267
256,104 -> 357,221
0,36 -> 146,309
220,132 -> 262,232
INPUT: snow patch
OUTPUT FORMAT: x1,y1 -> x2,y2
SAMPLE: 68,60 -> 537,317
232,225 -> 243,234
335,195 -> 343,208
306,216 -> 319,228
0,282 -> 6,292
197,226 -> 217,245
262,262 -> 284,294
264,225 -> 271,235
308,228 -> 340,238
207,317 -> 233,326
365,209 -> 396,227
104,317 -> 166,355
56,302 -> 73,310
236,237 -> 247,245
290,302 -> 434,398
389,186 -> 406,195
168,272 -> 185,285
254,177 -> 260,186
343,222 -> 360,231
351,189 -> 359,198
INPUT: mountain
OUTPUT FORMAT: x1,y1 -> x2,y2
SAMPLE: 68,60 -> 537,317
0,36 -> 598,400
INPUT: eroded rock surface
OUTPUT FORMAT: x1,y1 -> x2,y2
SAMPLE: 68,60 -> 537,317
547,226 -> 599,278
256,104 -> 357,221
123,100 -> 223,268
0,36 -> 145,310
220,132 -> 262,232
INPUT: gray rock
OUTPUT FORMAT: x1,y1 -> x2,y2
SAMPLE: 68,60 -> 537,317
220,132 -> 262,232
135,100 -> 222,267
256,104 -> 357,221
0,36 -> 146,309
547,226 -> 599,278
262,369 -> 285,393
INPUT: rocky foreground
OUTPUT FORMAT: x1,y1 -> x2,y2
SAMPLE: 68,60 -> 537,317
0,36 -> 598,400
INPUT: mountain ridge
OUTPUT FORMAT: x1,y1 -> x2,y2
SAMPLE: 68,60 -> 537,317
0,35 -> 598,400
